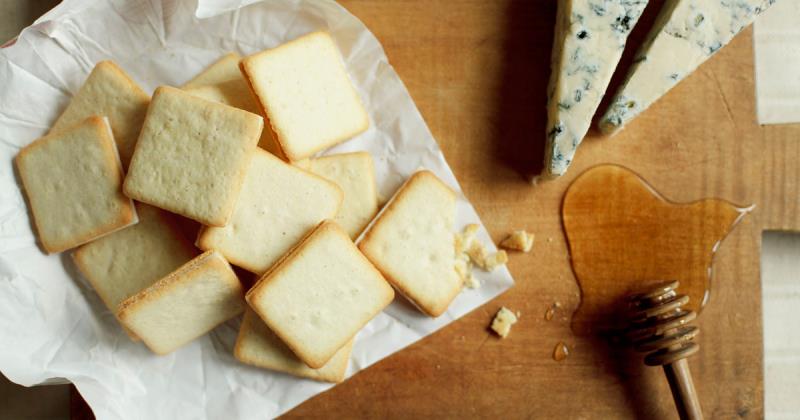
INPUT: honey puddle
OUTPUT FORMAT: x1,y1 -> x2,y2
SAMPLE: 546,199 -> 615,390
562,165 -> 750,334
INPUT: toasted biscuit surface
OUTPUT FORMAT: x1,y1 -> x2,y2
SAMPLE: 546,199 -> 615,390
197,149 -> 342,274
73,204 -> 197,315
240,31 -> 368,161
123,86 -> 263,226
16,116 -> 137,253
246,221 -> 393,368
358,170 -> 460,317
234,309 -> 352,383
117,250 -> 245,355
306,152 -> 378,239
51,61 -> 149,168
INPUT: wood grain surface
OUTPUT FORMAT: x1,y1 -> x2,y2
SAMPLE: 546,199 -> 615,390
279,0 -> 800,418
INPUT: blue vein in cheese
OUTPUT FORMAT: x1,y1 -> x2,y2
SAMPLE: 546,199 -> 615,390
599,0 -> 777,134
544,0 -> 649,177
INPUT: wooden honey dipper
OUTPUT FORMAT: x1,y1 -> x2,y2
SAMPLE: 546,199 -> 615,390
625,280 -> 703,420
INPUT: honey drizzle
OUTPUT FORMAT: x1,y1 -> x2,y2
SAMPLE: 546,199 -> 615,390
553,342 -> 569,361
562,165 -> 749,334
544,302 -> 561,321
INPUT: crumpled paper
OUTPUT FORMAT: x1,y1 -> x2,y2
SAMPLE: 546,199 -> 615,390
0,0 -> 514,418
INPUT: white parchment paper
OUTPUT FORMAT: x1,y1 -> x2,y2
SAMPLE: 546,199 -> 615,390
0,0 -> 514,418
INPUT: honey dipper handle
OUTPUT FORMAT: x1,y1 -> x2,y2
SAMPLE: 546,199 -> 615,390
663,359 -> 704,420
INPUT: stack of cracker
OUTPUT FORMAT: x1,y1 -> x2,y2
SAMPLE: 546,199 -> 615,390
15,31 -> 484,384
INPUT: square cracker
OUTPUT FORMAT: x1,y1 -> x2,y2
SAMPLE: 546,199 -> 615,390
73,204 -> 198,325
183,82 -> 259,116
358,170 -> 461,317
304,152 -> 378,239
240,31 -> 369,161
182,52 -> 243,88
183,53 -> 282,156
246,220 -> 393,368
197,149 -> 343,274
234,309 -> 353,383
16,116 -> 137,254
117,250 -> 245,355
51,60 -> 149,168
123,86 -> 263,227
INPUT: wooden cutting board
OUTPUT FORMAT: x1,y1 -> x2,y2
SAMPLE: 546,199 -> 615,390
284,1 -> 800,418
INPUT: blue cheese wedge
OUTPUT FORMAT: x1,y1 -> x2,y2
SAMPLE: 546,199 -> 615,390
599,0 -> 777,134
545,0 -> 649,177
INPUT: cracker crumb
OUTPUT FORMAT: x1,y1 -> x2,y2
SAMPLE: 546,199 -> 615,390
455,258 -> 470,279
465,240 -> 488,267
454,224 -> 506,290
464,274 -> 481,289
483,250 -> 508,271
464,239 -> 507,272
491,307 -> 518,338
456,258 -> 481,289
455,255 -> 481,288
499,230 -> 534,252
455,223 -> 480,254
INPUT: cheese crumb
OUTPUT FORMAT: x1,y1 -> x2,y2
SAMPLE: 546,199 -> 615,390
499,230 -> 534,252
491,307 -> 518,338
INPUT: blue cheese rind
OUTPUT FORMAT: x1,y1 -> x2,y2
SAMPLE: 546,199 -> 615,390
544,0 -> 649,177
599,0 -> 777,134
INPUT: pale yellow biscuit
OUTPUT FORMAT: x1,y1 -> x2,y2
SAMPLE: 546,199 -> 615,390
117,250 -> 245,355
306,152 -> 378,239
123,86 -> 263,227
73,204 -> 197,331
16,116 -> 137,254
196,149 -> 342,274
51,61 -> 149,168
184,82 -> 260,116
182,52 -> 243,88
358,170 -> 460,317
183,72 -> 282,157
246,221 -> 393,369
234,309 -> 352,383
240,31 -> 369,161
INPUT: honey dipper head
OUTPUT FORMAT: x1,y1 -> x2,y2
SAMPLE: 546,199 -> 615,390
625,281 -> 700,366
